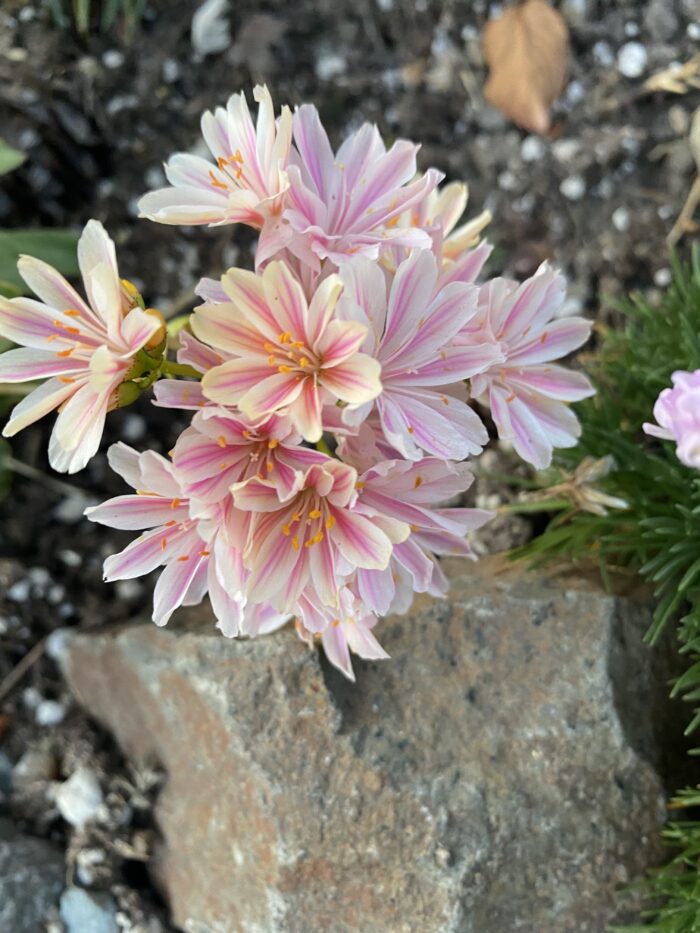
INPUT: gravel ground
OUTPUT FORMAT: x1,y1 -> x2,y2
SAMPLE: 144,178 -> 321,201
1,0 -> 699,928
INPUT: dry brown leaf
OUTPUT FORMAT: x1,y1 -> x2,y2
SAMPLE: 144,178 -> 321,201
482,0 -> 569,134
643,53 -> 700,95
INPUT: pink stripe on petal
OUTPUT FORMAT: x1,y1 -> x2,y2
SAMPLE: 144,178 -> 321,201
320,354 -> 381,406
2,376 -> 78,437
84,495 -> 188,530
331,508 -> 393,570
0,347 -> 87,382
238,371 -> 305,419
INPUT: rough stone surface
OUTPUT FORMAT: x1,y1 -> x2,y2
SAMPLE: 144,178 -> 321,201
0,817 -> 65,932
62,558 -> 682,933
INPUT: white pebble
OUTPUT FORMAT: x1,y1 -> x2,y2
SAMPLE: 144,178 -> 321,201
122,413 -> 146,441
560,175 -> 586,201
162,58 -> 180,82
22,687 -> 42,710
59,549 -> 82,568
55,767 -> 104,828
36,700 -> 66,727
7,579 -> 30,602
102,50 -> 124,69
689,23 -> 700,40
654,268 -> 672,287
521,135 -> 546,162
617,42 -> 647,79
498,170 -> 517,191
46,627 -> 73,661
593,41 -> 614,68
316,53 -> 346,81
552,139 -> 580,163
612,207 -> 631,232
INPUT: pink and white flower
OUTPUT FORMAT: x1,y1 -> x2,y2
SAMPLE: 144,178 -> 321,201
349,457 -> 493,615
0,221 -> 163,473
172,407 -> 324,502
295,587 -> 389,682
388,180 -> 492,266
232,457 -> 409,612
644,370 -> 700,469
138,85 -> 292,239
338,250 -> 502,460
284,105 -> 442,268
195,260 -> 382,441
465,265 -> 594,469
86,443 -> 285,636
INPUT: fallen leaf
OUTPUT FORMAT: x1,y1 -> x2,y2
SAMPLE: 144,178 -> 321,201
643,53 -> 700,95
482,0 -> 569,134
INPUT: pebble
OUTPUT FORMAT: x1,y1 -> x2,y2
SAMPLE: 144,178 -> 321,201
316,52 -> 346,81
36,700 -> 66,727
612,207 -> 631,232
13,748 -> 57,784
55,767 -> 104,828
521,136 -> 546,163
593,41 -> 615,68
560,175 -> 586,201
102,50 -> 124,69
59,549 -> 82,568
7,579 -> 29,602
617,42 -> 647,79
60,887 -> 119,933
162,58 -> 180,82
654,268 -> 672,288
552,139 -> 580,163
54,491 -> 95,524
46,627 -> 73,661
689,23 -> 700,41
121,413 -> 147,442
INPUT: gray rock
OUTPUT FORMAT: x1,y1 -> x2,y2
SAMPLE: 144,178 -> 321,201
60,887 -> 119,933
62,558 -> 680,933
0,818 -> 64,932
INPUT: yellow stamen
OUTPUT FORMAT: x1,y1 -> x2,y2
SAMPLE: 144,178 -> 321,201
171,498 -> 181,508
177,554 -> 190,562
217,435 -> 227,448
309,509 -> 322,519
414,475 -> 423,488
282,524 -> 291,536
325,515 -> 336,530
64,309 -> 81,317
58,376 -> 76,384
268,438 -> 278,449
278,364 -> 293,373
278,331 -> 291,343
291,536 -> 299,550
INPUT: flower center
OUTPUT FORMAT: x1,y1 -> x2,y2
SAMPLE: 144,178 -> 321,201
264,331 -> 318,378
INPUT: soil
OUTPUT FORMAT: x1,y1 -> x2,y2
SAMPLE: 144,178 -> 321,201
0,0 -> 699,928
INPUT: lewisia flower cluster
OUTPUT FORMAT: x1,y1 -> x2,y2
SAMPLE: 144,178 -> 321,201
0,86 -> 594,679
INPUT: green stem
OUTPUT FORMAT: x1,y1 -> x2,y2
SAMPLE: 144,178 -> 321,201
160,361 -> 202,379
315,438 -> 333,457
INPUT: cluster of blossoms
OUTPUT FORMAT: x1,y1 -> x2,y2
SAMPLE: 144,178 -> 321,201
0,86 -> 593,679
645,371 -> 700,469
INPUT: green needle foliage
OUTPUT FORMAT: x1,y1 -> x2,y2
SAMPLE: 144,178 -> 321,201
47,0 -> 145,40
514,247 -> 700,930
